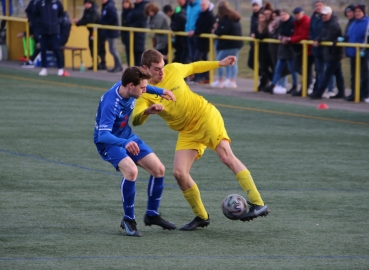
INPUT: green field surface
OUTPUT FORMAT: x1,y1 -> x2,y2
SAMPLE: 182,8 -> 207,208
1,67 -> 368,269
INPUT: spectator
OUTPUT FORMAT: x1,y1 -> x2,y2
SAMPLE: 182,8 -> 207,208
268,9 -> 289,93
145,3 -> 169,61
344,5 -> 369,102
73,0 -> 100,70
34,0 -> 66,77
192,0 -> 215,84
186,0 -> 201,63
59,11 -> 72,66
247,0 -> 263,70
163,3 -> 187,64
309,6 -> 345,100
264,9 -> 298,94
0,0 -> 13,31
20,0 -> 40,68
100,0 -> 123,73
344,4 -> 356,37
284,6 -> 313,96
121,0 -> 133,66
211,0 -> 243,88
126,0 -> 148,66
253,10 -> 273,90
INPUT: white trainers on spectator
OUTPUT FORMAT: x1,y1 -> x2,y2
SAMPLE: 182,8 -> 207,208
57,69 -> 64,76
224,81 -> 237,88
364,98 -> 369,103
39,68 -> 47,76
273,85 -> 287,94
211,80 -> 224,88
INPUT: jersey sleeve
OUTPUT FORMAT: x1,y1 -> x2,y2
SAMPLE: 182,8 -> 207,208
131,96 -> 152,126
97,130 -> 127,146
146,85 -> 164,96
171,61 -> 220,78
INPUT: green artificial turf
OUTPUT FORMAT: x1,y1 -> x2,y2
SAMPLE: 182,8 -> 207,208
0,67 -> 368,269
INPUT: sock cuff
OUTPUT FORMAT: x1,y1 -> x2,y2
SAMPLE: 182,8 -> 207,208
182,183 -> 199,197
236,169 -> 250,179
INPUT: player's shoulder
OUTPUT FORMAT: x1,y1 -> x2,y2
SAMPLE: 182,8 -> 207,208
165,62 -> 184,72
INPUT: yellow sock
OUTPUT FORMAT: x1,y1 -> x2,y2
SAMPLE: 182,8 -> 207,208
236,170 -> 264,206
182,183 -> 208,220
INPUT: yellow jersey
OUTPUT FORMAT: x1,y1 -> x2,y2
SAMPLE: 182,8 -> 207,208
132,61 -> 220,132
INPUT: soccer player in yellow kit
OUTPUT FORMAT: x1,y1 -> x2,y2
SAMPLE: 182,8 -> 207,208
132,49 -> 270,230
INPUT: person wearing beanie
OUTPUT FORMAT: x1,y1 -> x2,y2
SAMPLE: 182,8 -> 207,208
344,5 -> 369,101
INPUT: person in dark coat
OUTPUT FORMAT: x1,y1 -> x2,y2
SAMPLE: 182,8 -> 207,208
264,9 -> 298,94
192,0 -> 215,83
126,0 -> 149,66
247,0 -> 263,70
121,0 -> 133,66
309,6 -> 345,99
34,0 -> 65,76
163,3 -> 187,64
211,0 -> 243,88
100,0 -> 122,72
73,0 -> 100,69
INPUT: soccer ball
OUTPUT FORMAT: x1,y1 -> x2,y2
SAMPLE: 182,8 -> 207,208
222,194 -> 248,220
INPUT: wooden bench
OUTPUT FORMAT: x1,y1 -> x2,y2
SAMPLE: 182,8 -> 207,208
61,46 -> 87,70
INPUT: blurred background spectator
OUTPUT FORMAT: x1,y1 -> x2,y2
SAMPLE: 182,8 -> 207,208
121,0 -> 133,66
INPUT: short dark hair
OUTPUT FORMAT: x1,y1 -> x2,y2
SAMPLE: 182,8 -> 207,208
163,4 -> 173,14
121,66 -> 152,87
141,49 -> 164,68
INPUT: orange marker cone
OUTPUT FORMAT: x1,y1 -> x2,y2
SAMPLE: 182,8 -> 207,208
317,103 -> 329,110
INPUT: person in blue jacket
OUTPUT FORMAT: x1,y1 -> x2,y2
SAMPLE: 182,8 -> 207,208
344,5 -> 369,102
100,0 -> 123,72
94,66 -> 177,237
34,0 -> 66,77
185,0 -> 201,62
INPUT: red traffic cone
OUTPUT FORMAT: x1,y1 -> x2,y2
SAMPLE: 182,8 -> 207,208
317,103 -> 329,110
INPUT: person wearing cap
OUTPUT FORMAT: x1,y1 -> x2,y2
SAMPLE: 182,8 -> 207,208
73,0 -> 101,70
344,5 -> 369,102
344,4 -> 356,37
281,6 -> 313,97
309,6 -> 345,100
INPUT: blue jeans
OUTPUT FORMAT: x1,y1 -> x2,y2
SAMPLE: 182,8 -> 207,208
216,48 -> 241,79
272,59 -> 298,86
316,60 -> 345,96
277,76 -> 288,87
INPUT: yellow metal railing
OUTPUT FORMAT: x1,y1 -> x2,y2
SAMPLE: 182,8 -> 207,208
1,15 -> 368,103
88,23 -> 369,103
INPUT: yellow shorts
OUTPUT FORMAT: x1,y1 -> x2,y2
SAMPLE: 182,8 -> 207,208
176,103 -> 230,159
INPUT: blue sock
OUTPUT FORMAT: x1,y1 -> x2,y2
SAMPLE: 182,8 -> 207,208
120,178 -> 136,220
146,176 -> 164,216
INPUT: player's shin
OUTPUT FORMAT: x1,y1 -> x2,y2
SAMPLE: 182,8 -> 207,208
121,178 -> 136,220
182,183 -> 208,219
236,170 -> 264,206
146,176 -> 164,216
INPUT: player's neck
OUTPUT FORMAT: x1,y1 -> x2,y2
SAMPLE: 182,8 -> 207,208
118,85 -> 130,99
149,79 -> 160,85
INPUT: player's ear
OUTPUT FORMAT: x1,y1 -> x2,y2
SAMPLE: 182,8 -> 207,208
142,65 -> 148,70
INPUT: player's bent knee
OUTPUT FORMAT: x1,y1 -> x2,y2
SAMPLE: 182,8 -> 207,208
172,168 -> 186,181
120,166 -> 138,180
152,163 -> 165,178
219,153 -> 233,167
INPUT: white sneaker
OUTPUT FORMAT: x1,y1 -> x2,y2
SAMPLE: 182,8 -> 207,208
223,79 -> 230,85
224,81 -> 237,88
39,68 -> 47,76
364,98 -> 369,103
57,69 -> 64,76
211,80 -> 224,88
273,86 -> 287,94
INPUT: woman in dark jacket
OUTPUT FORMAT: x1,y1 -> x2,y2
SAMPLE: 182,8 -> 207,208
121,0 -> 133,66
211,0 -> 243,88
265,9 -> 298,94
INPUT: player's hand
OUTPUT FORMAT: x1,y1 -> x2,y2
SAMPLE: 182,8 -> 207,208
161,90 -> 176,101
219,56 -> 237,67
125,141 -> 140,156
144,104 -> 165,115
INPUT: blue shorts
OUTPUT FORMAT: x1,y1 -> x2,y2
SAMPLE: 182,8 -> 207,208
97,138 -> 153,171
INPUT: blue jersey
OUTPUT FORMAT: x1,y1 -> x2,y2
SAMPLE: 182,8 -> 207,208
94,81 -> 163,151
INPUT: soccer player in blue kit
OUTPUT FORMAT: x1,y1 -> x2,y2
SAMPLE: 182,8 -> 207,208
94,66 -> 177,237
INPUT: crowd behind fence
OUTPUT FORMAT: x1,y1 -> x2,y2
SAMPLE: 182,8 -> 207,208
0,0 -> 369,103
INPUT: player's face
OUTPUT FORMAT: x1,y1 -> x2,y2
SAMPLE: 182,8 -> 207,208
129,79 -> 148,98
148,59 -> 165,84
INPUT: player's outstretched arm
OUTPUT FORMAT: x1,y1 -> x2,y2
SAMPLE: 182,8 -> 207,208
146,86 -> 176,102
219,56 -> 237,67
